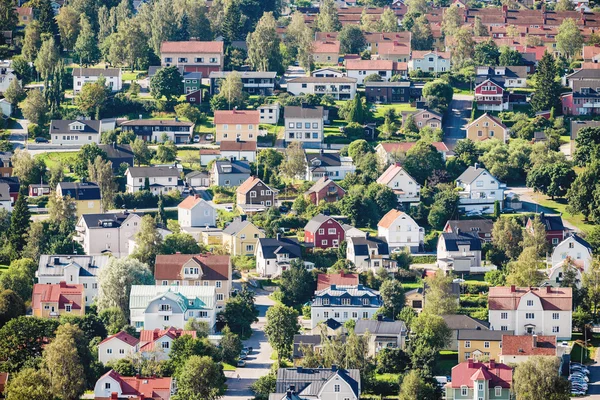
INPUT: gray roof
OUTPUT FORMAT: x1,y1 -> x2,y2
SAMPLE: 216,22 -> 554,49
57,182 -> 101,200
347,236 -> 390,257
365,81 -> 412,87
441,314 -> 490,330
567,68 -> 600,80
183,71 -> 202,80
148,65 -> 185,77
275,367 -> 360,398
571,120 -> 600,140
80,212 -> 140,229
446,219 -> 493,236
457,329 -> 513,341
440,232 -> 482,251
284,105 -> 324,119
305,177 -> 344,195
49,120 -> 101,135
304,214 -> 339,233
98,143 -> 134,160
185,170 -> 209,179
37,255 -> 110,278
214,160 -> 251,175
209,71 -> 277,79
129,285 -> 215,310
126,166 -> 179,178
0,151 -> 12,161
305,152 -> 342,168
72,68 -> 121,77
223,217 -> 254,235
354,319 -> 406,335
257,237 -> 302,259
570,234 -> 593,250
456,165 -> 489,184
288,76 -> 357,84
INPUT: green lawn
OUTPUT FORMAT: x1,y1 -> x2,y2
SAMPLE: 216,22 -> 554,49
0,265 -> 8,274
35,151 -> 78,170
222,362 -> 236,371
529,192 -> 595,233
401,282 -> 422,290
372,103 -> 417,119
437,350 -> 459,375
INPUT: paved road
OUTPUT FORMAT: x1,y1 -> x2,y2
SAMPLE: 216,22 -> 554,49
443,94 -> 473,150
8,119 -> 28,149
223,289 -> 275,400
584,348 -> 600,398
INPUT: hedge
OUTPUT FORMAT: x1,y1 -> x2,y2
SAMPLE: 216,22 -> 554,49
460,281 -> 490,294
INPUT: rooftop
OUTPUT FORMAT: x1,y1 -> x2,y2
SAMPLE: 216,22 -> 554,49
488,286 -> 572,311
317,272 -> 359,291
154,254 -> 229,281
160,40 -> 224,54
501,335 -> 557,357
213,109 -> 260,124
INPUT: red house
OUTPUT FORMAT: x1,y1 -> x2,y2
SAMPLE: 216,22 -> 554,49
304,177 -> 346,205
304,214 -> 345,249
186,89 -> 202,105
475,79 -> 508,111
526,212 -> 566,247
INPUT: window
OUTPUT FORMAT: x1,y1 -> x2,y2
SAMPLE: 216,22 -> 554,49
107,348 -> 113,354
552,326 -> 560,333
527,300 -> 534,306
216,281 -> 222,288
465,341 -> 471,348
341,298 -> 350,305
501,326 -> 508,331
321,240 -> 328,245
552,238 -> 559,245
553,313 -> 559,320
328,228 -> 337,234
217,293 -> 224,301
484,341 -> 490,348
334,385 -> 340,392
495,387 -> 502,396
501,312 -> 508,319
464,352 -> 471,360
246,245 -> 254,252
105,383 -> 111,389
288,122 -> 294,128
65,305 -> 72,312
461,386 -> 468,396
334,312 -> 340,318
352,312 -> 358,318
161,341 -> 169,349
324,311 -> 329,318
318,228 -> 324,234
363,312 -> 369,318
478,383 -> 483,391
525,313 -> 534,319
362,298 -> 369,305
163,316 -> 170,321
323,298 -> 330,305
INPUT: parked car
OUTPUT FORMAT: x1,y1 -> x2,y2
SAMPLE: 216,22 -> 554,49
239,352 -> 247,360
237,360 -> 246,367
205,134 -> 214,141
243,347 -> 253,354
193,135 -> 200,142
35,137 -> 49,143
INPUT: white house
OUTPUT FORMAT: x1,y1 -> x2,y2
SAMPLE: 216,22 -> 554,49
129,285 -> 217,331
0,98 -> 13,117
36,255 -> 110,307
255,236 -> 304,277
98,331 -> 140,365
74,212 -> 144,258
376,163 -> 421,204
346,236 -> 397,273
286,76 -> 357,100
49,119 -> 116,146
305,151 -> 356,181
345,59 -> 399,85
258,103 -> 280,124
377,209 -> 424,253
284,104 -> 325,147
547,234 -> 593,288
72,68 -> 122,93
139,327 -> 197,360
456,164 -> 506,213
311,284 -> 382,329
94,370 -> 173,400
125,166 -> 182,194
0,65 -> 19,95
437,231 -> 486,273
177,194 -> 216,228
272,367 -> 360,400
488,286 -> 573,340
408,51 -> 451,73
311,67 -> 345,78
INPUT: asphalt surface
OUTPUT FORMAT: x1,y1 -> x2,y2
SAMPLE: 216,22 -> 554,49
7,119 -> 28,149
443,94 -> 473,150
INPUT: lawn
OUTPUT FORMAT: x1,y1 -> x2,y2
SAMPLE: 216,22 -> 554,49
401,282 -> 422,290
177,149 -> 201,169
529,192 -> 595,233
372,103 -> 417,120
222,362 -> 236,371
0,265 -> 8,274
35,151 -> 78,170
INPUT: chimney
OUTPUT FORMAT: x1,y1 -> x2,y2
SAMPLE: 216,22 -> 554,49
532,335 -> 538,348
111,393 -> 118,400
467,358 -> 474,368
296,366 -> 303,373
59,281 -> 67,288
276,233 -> 281,241
331,364 -> 337,372
194,194 -> 199,199
546,286 -> 552,293
489,359 -> 495,369
331,284 -> 336,290
510,285 -> 516,292
377,314 -> 383,321
240,215 -> 247,222
474,162 -> 479,169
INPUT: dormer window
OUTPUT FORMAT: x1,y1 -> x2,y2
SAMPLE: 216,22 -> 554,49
69,122 -> 85,131
323,297 -> 330,305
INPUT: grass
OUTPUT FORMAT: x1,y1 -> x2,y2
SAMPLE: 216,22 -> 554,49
401,282 -> 422,290
0,265 -> 8,274
453,88 -> 473,95
437,350 -> 459,376
528,192 -> 594,233
35,151 -> 78,170
222,362 -> 236,371
372,103 -> 417,120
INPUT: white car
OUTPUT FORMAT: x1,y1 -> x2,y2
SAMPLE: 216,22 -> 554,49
193,135 -> 200,142
205,134 -> 214,141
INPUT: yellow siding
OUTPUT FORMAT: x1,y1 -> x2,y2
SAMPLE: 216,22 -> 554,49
75,199 -> 103,218
458,339 -> 502,362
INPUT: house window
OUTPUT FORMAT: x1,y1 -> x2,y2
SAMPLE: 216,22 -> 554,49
334,385 -> 340,392
107,348 -> 112,354
323,298 -> 330,306
478,383 -> 483,391
65,305 -> 71,312
552,238 -> 559,245
465,341 -> 471,348
217,293 -> 224,301
318,228 -> 324,234
501,312 -> 508,319
553,313 -> 559,320
495,387 -> 502,396
501,326 -> 508,331
484,341 -> 490,348
527,300 -> 534,306
324,311 -> 329,318
163,316 -> 170,321
362,298 -> 369,305
352,312 -> 358,318
321,240 -> 328,245
105,383 -> 111,389
465,352 -> 471,360
341,298 -> 350,305
461,386 -> 468,396
216,281 -> 222,288
328,228 -> 336,234
246,245 -> 254,252
525,313 -> 534,319
552,326 -> 560,333
161,341 -> 169,349
363,312 -> 369,318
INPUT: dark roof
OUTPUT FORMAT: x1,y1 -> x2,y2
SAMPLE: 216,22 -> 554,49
325,318 -> 342,330
185,170 -> 209,179
98,144 -> 134,160
0,151 -> 11,161
571,234 -> 592,250
81,212 -> 139,228
126,166 -> 179,178
348,236 -> 389,256
214,160 -> 251,175
456,165 -> 488,184
440,232 -> 482,251
304,214 -> 341,233
305,152 -> 342,168
567,68 -> 600,79
441,314 -> 490,330
365,81 -> 412,87
446,220 -> 493,235
275,367 -> 360,398
257,237 -> 302,259
354,319 -> 406,335
72,68 -> 121,77
457,329 -> 513,341
0,177 -> 20,192
533,213 -> 565,232
287,76 -> 356,84
120,119 -> 194,127
209,71 -> 277,79
571,120 -> 600,140
57,182 -> 101,200
49,120 -> 101,135
284,105 -> 325,119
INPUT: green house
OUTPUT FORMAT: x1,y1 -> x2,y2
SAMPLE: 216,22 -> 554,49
445,359 -> 512,400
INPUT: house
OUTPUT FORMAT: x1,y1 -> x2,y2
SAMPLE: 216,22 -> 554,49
304,214 -> 345,249
0,183 -> 12,211
475,66 -> 528,88
354,319 -> 407,355
488,286 -> 573,340
437,231 -> 484,273
474,79 -> 509,111
0,65 -> 18,95
93,370 -> 173,400
445,359 -> 512,400
364,81 -> 412,103
36,255 -> 109,307
547,234 -> 593,287
405,287 -> 423,313
305,151 -> 356,181
0,98 -> 13,117
499,334 -> 558,365
211,160 -> 251,187
139,327 -> 197,360
287,76 -> 357,100
346,235 -> 397,273
311,284 -> 382,329
98,143 -> 134,172
345,59 -> 405,84
72,68 -> 122,93
186,89 -> 202,105
304,177 -> 345,205
213,110 -> 260,143
154,254 -> 231,309
222,216 -> 265,256
465,113 -> 509,143
0,152 -> 12,177
312,40 -> 341,64
183,71 -> 202,95
236,176 -> 277,214
442,314 -> 491,351
376,163 -> 421,204
0,177 -> 19,206
255,235 -> 303,277
15,7 -> 33,26
220,140 -> 257,162
32,282 -> 85,318
443,220 -> 494,243
401,108 -> 444,130
375,141 -> 449,165
98,331 -> 140,365
570,120 -> 600,154
456,165 -> 506,213
125,166 -> 182,194
457,329 -> 511,362
129,285 -> 217,331
29,183 -> 50,197
49,119 -> 111,145
377,209 -> 424,252
409,51 -> 451,73
271,367 -> 360,400
199,149 -> 221,166
583,45 -> 600,62
312,67 -> 344,78
284,104 -> 325,146
375,41 -> 410,63
56,182 -> 102,217
74,212 -> 144,257
526,212 -> 566,246
177,194 -> 216,228
185,170 -> 210,187
258,103 -> 280,124
160,41 -> 224,74
293,334 -> 333,360
120,119 -> 194,144
209,71 -> 277,96
316,272 -> 359,290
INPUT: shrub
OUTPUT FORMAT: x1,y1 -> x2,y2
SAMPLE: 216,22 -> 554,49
460,281 -> 490,294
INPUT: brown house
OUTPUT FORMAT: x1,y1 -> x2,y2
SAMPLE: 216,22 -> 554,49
0,152 -> 12,177
304,176 -> 345,205
236,176 -> 277,213
402,109 -> 443,130
466,113 -> 508,143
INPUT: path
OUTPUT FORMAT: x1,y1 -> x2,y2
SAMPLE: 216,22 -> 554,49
443,94 -> 473,150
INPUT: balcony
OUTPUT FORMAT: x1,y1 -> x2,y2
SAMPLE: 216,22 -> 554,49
245,83 -> 274,88
583,102 -> 600,108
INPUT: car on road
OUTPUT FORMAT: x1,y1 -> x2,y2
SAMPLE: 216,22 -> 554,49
205,134 -> 214,141
34,137 -> 49,143
239,352 -> 247,360
279,206 -> 288,213
465,210 -> 482,217
503,207 -> 515,214
243,347 -> 253,354
193,135 -> 200,143
237,360 -> 246,367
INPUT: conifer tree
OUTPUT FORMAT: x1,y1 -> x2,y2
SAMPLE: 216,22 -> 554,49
8,188 -> 31,254
531,51 -> 562,112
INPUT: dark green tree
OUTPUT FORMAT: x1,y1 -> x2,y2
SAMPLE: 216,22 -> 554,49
220,284 -> 259,338
222,0 -> 242,43
8,190 -> 31,254
0,316 -> 59,372
531,51 -> 562,112
280,259 -> 315,307
473,39 -> 500,66
526,162 -> 576,199
380,279 -> 405,319
346,93 -> 366,123
150,66 -> 184,102
499,46 -> 523,66
220,325 -> 242,364
37,0 -> 59,38
403,141 -> 445,184
74,143 -> 108,179
339,25 -> 367,54
0,289 -> 26,328
574,127 -> 600,166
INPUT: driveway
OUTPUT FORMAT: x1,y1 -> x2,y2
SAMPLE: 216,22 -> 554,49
223,290 -> 276,400
443,94 -> 473,150
7,119 -> 28,149
584,349 -> 600,398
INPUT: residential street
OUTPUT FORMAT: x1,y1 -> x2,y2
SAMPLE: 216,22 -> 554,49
7,119 -> 28,149
443,94 -> 473,150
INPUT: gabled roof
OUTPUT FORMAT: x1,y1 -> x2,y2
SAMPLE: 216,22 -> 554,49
80,212 -> 140,229
448,360 -> 512,389
139,327 -> 197,351
219,140 -> 257,152
37,255 -> 109,277
32,282 -> 83,311
312,40 -> 340,53
345,59 -> 397,70
98,143 -> 134,160
317,272 -> 359,291
441,314 -> 490,330
160,41 -> 224,54
222,217 -> 257,236
98,370 -> 172,399
284,104 -> 325,119
488,286 -> 572,311
354,319 -> 406,335
376,163 -> 417,186
445,220 -> 493,236
154,254 -> 229,281
456,165 -> 495,185
440,232 -> 482,251
57,182 -> 101,201
49,119 -> 101,134
129,285 -> 216,310
305,152 -> 344,168
475,78 -> 504,89
457,329 -> 512,341
177,195 -> 213,210
275,367 -> 360,398
377,41 -> 410,54
72,68 -> 120,77
305,176 -> 345,196
126,166 -> 179,178
304,214 -> 343,233
214,160 -> 251,175
213,109 -> 260,125
501,335 -> 557,357
257,237 -> 302,259
411,50 -> 451,59
347,236 -> 390,256
466,113 -> 508,130
237,176 -> 275,195
377,209 -> 415,229
99,331 -> 140,346
530,213 -> 565,232
583,45 -> 600,60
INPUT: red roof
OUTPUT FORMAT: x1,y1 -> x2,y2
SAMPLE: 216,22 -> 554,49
317,272 -> 359,290
0,372 -> 8,394
501,335 -> 557,357
488,286 -> 572,311
220,140 -> 257,152
448,360 -> 512,389
99,331 -> 140,346
160,41 -> 224,54
100,370 -> 172,399
213,110 -> 260,125
378,141 -> 448,154
154,254 -> 230,281
583,45 -> 600,60
346,59 -> 396,70
32,282 -> 83,312
178,194 -> 207,210
139,327 -> 197,352
377,41 -> 410,55
312,40 -> 341,54
199,149 -> 221,155
378,209 -> 408,229
237,176 -> 267,195
377,163 -> 415,186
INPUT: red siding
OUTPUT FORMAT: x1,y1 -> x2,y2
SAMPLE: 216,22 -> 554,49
306,218 -> 345,249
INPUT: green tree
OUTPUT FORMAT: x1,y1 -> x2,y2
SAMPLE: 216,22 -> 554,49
406,312 -> 451,374
404,140 -> 446,184
315,0 -> 341,32
4,78 -> 25,106
567,162 -> 600,220
584,261 -> 600,319
96,257 -> 154,314
441,5 -> 461,37
339,25 -> 366,54
574,127 -> 600,166
474,39 -> 500,66
74,15 -> 100,66
89,155 -> 116,212
506,246 -> 546,287
380,279 -> 405,318
556,0 -> 575,11
151,66 -> 184,102
411,15 -> 433,51
250,374 -> 276,399
492,217 -> 523,260
132,138 -> 153,166
280,141 -> 306,180
4,367 -> 52,400
98,307 -> 128,335
473,16 -> 487,36
499,46 -> 523,66
8,192 -> 31,254
556,18 -> 584,59
247,12 -> 282,73
74,143 -> 107,179
37,0 -> 58,37
423,269 -> 458,315
75,78 -> 109,119
280,259 -> 315,307
422,79 -> 453,114
160,233 -> 203,254
531,51 -> 562,112
156,141 -> 177,161
220,325 -> 242,364
346,93 -> 366,124
0,316 -> 59,372
221,284 -> 259,338
222,0 -> 242,43
0,289 -> 25,327
173,356 -> 227,400
22,22 -> 42,63
381,8 -> 399,32
131,215 -> 163,269
451,26 -> 475,67
398,370 -> 438,400
264,304 -> 300,363
513,356 -> 570,400
522,215 -> 551,257
47,194 -> 76,227
526,162 -> 575,199
0,0 -> 17,31
21,90 -> 48,126
56,6 -> 80,51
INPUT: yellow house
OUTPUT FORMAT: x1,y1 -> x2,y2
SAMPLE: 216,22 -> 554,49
222,216 -> 265,256
457,329 -> 511,362
32,282 -> 85,318
404,287 -> 423,313
466,113 -> 508,143
213,110 -> 260,143
312,40 -> 341,65
56,182 -> 103,217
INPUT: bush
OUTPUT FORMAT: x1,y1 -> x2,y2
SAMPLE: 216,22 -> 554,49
302,305 -> 311,319
460,281 -> 490,294
28,123 -> 44,138
114,189 -> 181,209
